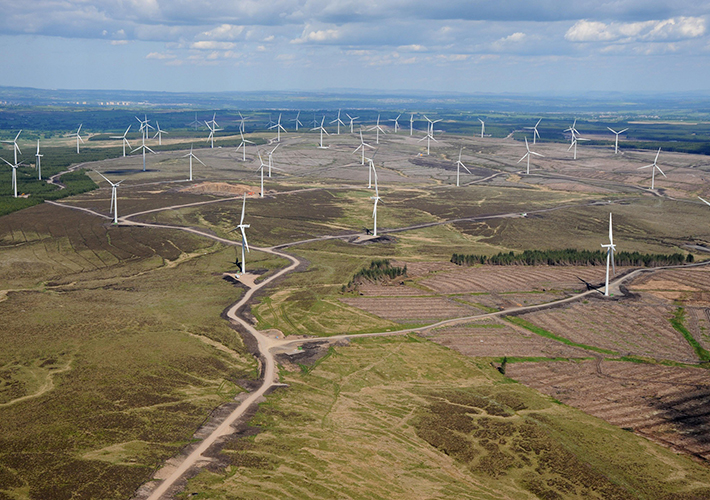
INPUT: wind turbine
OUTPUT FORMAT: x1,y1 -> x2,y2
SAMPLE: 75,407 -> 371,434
236,130 -> 254,161
75,124 -> 84,154
255,151 -> 268,197
456,147 -> 471,187
346,113 -> 359,134
368,114 -> 386,144
233,193 -> 250,274
189,113 -> 202,130
2,130 -> 22,165
312,116 -> 329,149
153,121 -> 168,145
110,125 -> 132,157
135,115 -> 154,142
389,114 -> 401,133
35,140 -> 43,180
267,143 -> 279,177
269,113 -> 286,142
238,112 -> 247,133
518,137 -> 544,175
183,144 -> 205,181
601,213 -> 616,297
418,119 -> 438,155
524,119 -> 542,144
330,109 -> 345,135
478,118 -> 485,138
95,171 -> 124,224
292,111 -> 303,131
564,119 -> 588,160
1,158 -> 19,198
370,165 -> 382,237
354,129 -> 375,166
410,114 -> 415,136
607,127 -> 629,154
638,148 -> 665,190
131,141 -> 156,172
205,115 -> 222,148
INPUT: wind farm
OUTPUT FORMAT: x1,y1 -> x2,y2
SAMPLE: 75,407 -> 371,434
2,96 -> 710,500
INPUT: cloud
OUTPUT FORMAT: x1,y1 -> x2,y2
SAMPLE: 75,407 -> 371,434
200,24 -> 245,40
565,17 -> 705,43
291,28 -> 340,44
190,41 -> 236,50
110,40 -> 128,45
146,52 -> 176,60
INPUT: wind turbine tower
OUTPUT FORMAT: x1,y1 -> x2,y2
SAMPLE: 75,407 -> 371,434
267,143 -> 279,177
410,114 -> 415,136
478,119 -> 485,138
370,166 -> 382,237
638,148 -> 665,190
183,145 -> 205,181
389,114 -> 401,133
518,137 -> 544,175
236,131 -> 254,161
292,111 -> 303,131
110,125 -> 132,157
95,171 -> 124,224
524,119 -> 542,144
607,127 -> 629,154
1,158 -> 19,198
456,147 -> 471,187
35,140 -> 43,180
346,113 -> 359,134
234,193 -> 250,274
75,124 -> 85,154
153,122 -> 168,145
312,116 -> 329,149
269,113 -> 286,142
601,213 -> 616,297
256,152 -> 267,197
368,115 -> 386,144
354,130 -> 374,165
330,110 -> 345,135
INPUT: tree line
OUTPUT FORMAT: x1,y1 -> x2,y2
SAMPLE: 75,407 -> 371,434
342,259 -> 407,292
451,249 -> 693,267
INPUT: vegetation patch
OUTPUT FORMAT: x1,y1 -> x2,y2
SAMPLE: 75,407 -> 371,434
670,307 -> 710,363
452,248 -> 693,267
342,258 -> 407,292
504,316 -> 618,355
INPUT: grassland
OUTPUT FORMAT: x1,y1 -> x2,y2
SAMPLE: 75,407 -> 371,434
180,336 -> 710,499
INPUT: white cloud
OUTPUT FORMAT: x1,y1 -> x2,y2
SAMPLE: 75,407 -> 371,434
146,52 -> 176,60
110,40 -> 128,45
190,41 -> 236,50
291,28 -> 340,44
565,17 -> 705,43
200,24 -> 245,40
398,44 -> 426,52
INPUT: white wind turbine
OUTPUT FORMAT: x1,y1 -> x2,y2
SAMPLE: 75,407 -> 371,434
233,193 -> 250,274
418,119 -> 438,155
131,141 -> 156,172
267,143 -> 279,177
292,111 -> 303,131
238,112 -> 247,133
601,213 -> 616,297
456,147 -> 471,187
370,165 -> 382,237
110,125 -> 132,157
389,114 -> 401,133
183,144 -> 205,181
269,113 -> 286,142
136,115 -> 154,143
1,158 -> 19,198
35,140 -> 43,180
368,114 -> 386,144
565,119 -> 588,160
330,109 -> 345,135
524,119 -> 542,144
312,116 -> 329,149
2,130 -> 22,165
75,124 -> 85,154
153,121 -> 168,145
637,148 -> 665,190
205,115 -> 222,149
518,137 -> 544,175
236,130 -> 254,161
478,118 -> 485,138
346,113 -> 359,134
410,113 -> 415,136
95,171 -> 124,224
607,127 -> 629,154
353,129 -> 374,166
256,151 -> 267,197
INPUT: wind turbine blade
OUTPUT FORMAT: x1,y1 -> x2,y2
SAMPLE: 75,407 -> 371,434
619,128 -> 629,134
607,127 -> 617,134
699,196 -> 710,207
531,152 -> 544,157
240,194 -> 246,224
145,145 -> 156,154
656,165 -> 667,177
654,148 -> 661,163
94,170 -> 113,185
241,229 -> 250,253
518,154 -> 527,164
0,157 -> 13,167
608,213 -> 613,245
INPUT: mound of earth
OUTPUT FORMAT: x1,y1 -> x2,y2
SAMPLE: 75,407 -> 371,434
180,182 -> 255,197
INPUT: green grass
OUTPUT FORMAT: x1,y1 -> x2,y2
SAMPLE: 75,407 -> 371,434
504,316 -> 619,355
180,336 -> 710,500
669,307 -> 710,363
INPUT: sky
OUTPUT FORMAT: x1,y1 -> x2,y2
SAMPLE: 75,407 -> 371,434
0,0 -> 708,94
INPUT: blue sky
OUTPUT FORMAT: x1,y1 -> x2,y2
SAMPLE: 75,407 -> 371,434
0,0 -> 708,93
